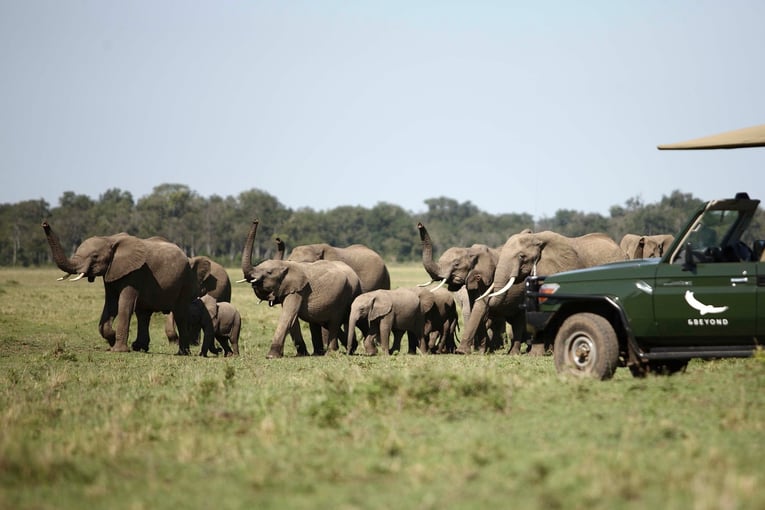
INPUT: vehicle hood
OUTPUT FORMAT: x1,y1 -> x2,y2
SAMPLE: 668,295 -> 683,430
541,258 -> 661,283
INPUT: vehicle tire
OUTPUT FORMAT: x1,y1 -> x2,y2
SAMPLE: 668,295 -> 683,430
553,313 -> 620,380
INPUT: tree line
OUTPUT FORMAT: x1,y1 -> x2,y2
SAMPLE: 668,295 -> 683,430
2,184 -> 753,267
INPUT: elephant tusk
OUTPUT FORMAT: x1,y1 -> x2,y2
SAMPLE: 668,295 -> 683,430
417,280 -> 435,287
476,286 -> 494,301
430,279 -> 447,292
484,276 -> 516,300
57,274 -> 71,281
69,273 -> 86,282
235,278 -> 250,284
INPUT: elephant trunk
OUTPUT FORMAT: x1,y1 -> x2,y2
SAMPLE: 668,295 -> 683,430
42,222 -> 78,275
240,219 -> 259,280
274,238 -> 285,261
347,308 -> 361,352
417,222 -> 441,281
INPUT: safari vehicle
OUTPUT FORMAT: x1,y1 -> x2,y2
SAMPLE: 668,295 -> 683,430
525,125 -> 765,379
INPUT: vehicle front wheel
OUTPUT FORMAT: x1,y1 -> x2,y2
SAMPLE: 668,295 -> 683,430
553,313 -> 620,380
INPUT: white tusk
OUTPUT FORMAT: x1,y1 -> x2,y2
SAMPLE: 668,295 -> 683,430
57,274 -> 70,281
69,273 -> 86,282
484,276 -> 516,300
476,286 -> 494,301
430,279 -> 447,292
417,280 -> 435,287
236,278 -> 249,284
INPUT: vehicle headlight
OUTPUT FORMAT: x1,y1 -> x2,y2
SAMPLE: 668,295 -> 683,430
538,283 -> 560,304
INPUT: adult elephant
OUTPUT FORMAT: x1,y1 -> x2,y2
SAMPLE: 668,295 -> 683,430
165,255 -> 232,344
347,287 -> 431,355
620,233 -> 675,259
275,240 -> 390,293
418,222 -> 517,354
241,220 -> 362,358
42,222 -> 208,355
483,230 -> 627,354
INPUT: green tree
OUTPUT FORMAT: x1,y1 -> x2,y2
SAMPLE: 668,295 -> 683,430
0,199 -> 51,266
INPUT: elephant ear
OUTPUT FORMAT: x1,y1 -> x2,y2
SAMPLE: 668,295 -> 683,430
201,294 -> 218,322
369,296 -> 392,322
417,290 -> 436,314
466,245 -> 496,291
190,256 -> 213,293
201,294 -> 219,330
282,264 -> 309,295
105,236 -> 147,282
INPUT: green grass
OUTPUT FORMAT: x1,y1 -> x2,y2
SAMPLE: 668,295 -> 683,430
0,266 -> 763,510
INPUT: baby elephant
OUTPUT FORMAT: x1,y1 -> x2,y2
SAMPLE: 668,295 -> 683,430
347,287 -> 430,355
189,294 -> 241,357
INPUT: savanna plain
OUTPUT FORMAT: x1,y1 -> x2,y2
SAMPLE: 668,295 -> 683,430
0,264 -> 763,510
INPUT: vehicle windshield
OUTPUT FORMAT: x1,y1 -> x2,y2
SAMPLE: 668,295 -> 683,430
671,202 -> 762,264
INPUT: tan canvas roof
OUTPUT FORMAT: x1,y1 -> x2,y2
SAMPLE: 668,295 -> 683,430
658,124 -> 765,150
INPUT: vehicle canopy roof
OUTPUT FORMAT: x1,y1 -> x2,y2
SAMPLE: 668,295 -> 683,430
658,124 -> 765,150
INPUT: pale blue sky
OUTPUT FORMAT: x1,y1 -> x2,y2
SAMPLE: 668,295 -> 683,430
1,0 -> 764,219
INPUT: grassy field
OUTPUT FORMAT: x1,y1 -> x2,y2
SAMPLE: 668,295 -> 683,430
0,264 -> 763,510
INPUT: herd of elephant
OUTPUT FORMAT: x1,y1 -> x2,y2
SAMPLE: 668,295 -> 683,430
40,220 -> 672,358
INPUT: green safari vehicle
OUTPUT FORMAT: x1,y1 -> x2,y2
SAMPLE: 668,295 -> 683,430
525,125 -> 765,379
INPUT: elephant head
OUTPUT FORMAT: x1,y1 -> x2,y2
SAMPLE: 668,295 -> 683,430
43,222 -> 146,283
417,222 -> 498,292
486,231 -> 625,299
243,260 -> 309,307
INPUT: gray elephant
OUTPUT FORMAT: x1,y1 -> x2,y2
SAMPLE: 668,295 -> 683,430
483,230 -> 627,354
42,222 -> 207,355
274,237 -> 371,352
166,255 -> 232,344
347,287 -> 431,355
418,222 -> 517,354
620,233 -> 675,259
276,240 -> 390,293
188,294 -> 241,357
414,286 -> 459,354
241,220 -> 362,358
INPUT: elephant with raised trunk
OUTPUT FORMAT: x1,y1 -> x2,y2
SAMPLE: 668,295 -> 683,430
42,222 -> 208,355
241,220 -> 362,358
275,240 -> 390,293
483,230 -> 626,354
620,234 -> 675,259
418,222 -> 518,354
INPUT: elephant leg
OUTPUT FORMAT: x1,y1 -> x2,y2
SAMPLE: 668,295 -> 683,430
507,313 -> 527,355
415,332 -> 428,355
309,323 -> 326,356
457,299 -> 490,354
289,322 -> 310,357
98,301 -> 117,347
527,340 -> 548,356
267,295 -> 302,358
363,333 -> 378,355
131,310 -> 152,352
173,304 -> 194,356
215,334 -> 232,356
379,322 -> 393,355
112,288 -> 138,352
325,324 -> 340,352
228,316 -> 241,356
389,330 -> 403,355
165,312 -> 179,344
487,317 -> 506,353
